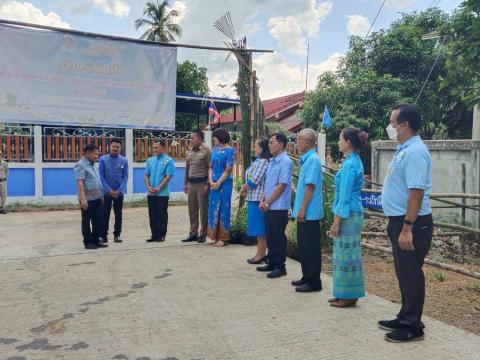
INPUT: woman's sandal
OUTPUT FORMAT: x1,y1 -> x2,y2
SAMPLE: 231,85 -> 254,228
330,299 -> 358,308
213,240 -> 226,247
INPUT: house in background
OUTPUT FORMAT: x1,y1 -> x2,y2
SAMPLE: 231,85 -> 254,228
218,91 -> 305,133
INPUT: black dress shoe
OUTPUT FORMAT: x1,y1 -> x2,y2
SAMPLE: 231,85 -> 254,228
84,244 -> 98,250
146,238 -> 157,243
291,279 -> 304,287
197,236 -> 206,243
256,264 -> 274,272
295,283 -> 322,293
102,237 -> 108,243
182,235 -> 198,242
96,243 -> 108,248
114,236 -> 122,243
385,328 -> 425,343
267,268 -> 287,278
247,256 -> 267,264
157,237 -> 165,242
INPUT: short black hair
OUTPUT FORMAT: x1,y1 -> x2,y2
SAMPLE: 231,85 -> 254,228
153,139 -> 166,147
110,138 -> 122,145
192,129 -> 205,141
271,132 -> 288,149
83,143 -> 99,153
213,127 -> 230,144
392,104 -> 421,131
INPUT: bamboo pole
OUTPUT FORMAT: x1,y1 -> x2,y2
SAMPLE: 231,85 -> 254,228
364,210 -> 480,235
362,242 -> 480,280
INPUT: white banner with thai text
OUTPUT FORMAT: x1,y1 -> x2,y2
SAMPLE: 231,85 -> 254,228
0,24 -> 177,129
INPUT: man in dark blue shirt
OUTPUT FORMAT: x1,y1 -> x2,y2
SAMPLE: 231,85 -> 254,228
99,138 -> 129,243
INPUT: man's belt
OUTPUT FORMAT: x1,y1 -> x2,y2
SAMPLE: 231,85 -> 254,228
0,178 -> 5,182
188,177 -> 208,184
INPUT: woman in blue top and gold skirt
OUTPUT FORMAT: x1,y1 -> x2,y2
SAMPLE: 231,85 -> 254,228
208,127 -> 235,247
329,127 -> 369,308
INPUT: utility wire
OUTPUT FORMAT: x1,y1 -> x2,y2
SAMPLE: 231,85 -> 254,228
415,36 -> 447,103
364,0 -> 386,39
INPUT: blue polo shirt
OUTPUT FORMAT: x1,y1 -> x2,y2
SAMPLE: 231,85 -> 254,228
265,151 -> 292,211
382,135 -> 432,216
292,149 -> 324,220
144,153 -> 175,197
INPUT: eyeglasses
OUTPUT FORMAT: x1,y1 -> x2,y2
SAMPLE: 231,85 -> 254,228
268,140 -> 278,145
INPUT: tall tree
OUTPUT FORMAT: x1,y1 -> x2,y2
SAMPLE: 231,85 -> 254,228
135,1 -> 183,43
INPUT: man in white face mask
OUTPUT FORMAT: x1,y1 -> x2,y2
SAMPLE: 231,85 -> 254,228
379,104 -> 433,343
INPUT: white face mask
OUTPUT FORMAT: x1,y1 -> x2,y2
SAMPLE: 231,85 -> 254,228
386,123 -> 400,141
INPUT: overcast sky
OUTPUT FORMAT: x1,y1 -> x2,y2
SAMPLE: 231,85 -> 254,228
0,0 -> 462,99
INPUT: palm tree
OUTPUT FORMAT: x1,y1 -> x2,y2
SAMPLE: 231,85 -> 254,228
134,1 -> 183,43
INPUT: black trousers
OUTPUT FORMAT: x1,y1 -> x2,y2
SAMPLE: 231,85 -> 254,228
297,220 -> 322,287
81,198 -> 103,246
147,196 -> 169,240
387,214 -> 433,331
103,195 -> 124,238
265,210 -> 289,270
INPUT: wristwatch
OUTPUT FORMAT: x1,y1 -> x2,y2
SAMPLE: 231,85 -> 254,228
404,219 -> 413,226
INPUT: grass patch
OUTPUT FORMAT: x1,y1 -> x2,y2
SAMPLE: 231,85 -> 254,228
6,198 -> 187,213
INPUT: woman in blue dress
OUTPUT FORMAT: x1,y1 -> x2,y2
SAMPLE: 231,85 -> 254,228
240,138 -> 271,264
329,127 -> 369,308
208,127 -> 235,247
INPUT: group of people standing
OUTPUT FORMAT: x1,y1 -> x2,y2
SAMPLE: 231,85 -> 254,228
74,103 -> 433,344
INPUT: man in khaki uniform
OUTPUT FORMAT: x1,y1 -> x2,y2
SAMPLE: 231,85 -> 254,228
182,130 -> 211,243
0,150 -> 8,214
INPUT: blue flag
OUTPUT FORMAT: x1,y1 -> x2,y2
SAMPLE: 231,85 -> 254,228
323,105 -> 332,129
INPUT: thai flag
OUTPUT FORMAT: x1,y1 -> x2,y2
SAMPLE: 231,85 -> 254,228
208,101 -> 221,124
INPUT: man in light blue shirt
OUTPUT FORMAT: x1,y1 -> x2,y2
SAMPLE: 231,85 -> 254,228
292,129 -> 323,293
257,133 -> 292,279
379,104 -> 433,343
99,138 -> 128,243
144,139 -> 175,242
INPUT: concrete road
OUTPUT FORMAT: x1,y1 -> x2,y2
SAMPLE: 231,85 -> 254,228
0,207 -> 479,360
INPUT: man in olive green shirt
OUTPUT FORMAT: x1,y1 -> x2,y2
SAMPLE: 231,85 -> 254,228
182,130 -> 211,243
0,150 -> 8,214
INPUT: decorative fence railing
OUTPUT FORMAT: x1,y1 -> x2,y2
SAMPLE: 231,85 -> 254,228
42,127 -> 125,162
0,125 -> 34,162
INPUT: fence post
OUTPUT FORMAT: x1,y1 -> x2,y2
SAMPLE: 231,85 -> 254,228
204,130 -> 212,150
317,130 -> 326,171
125,128 -> 134,195
34,125 -> 42,200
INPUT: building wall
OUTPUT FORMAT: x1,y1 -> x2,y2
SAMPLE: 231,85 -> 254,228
5,127 -> 189,204
371,140 -> 480,227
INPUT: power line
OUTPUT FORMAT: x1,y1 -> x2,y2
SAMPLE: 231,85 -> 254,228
415,36 -> 447,104
364,0 -> 386,39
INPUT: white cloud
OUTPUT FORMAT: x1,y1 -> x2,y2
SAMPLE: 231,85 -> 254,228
267,0 -> 332,55
253,51 -> 343,99
268,16 -> 307,55
162,0 -> 338,98
346,14 -> 371,37
90,0 -> 130,18
0,1 -> 71,28
384,0 -> 416,9
166,0 -> 186,24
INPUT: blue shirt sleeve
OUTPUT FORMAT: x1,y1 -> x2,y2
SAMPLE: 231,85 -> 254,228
248,159 -> 268,188
166,158 -> 175,177
303,157 -> 320,186
73,163 -> 85,181
227,147 -> 235,168
119,159 -> 128,195
99,157 -> 111,193
405,151 -> 430,190
144,159 -> 151,176
278,158 -> 292,185
333,162 -> 355,218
